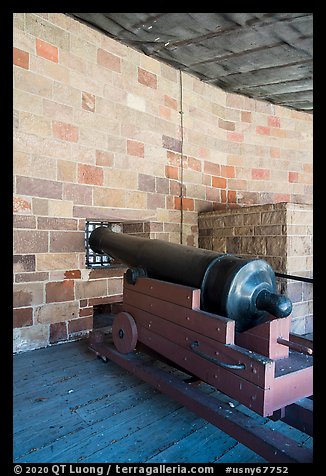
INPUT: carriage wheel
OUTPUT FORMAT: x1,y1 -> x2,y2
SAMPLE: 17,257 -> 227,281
112,312 -> 138,354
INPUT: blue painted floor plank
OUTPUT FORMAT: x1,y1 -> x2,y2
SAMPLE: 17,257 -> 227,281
81,405 -> 207,463
20,393 -> 183,463
216,442 -> 267,463
146,423 -> 238,463
14,339 -> 312,464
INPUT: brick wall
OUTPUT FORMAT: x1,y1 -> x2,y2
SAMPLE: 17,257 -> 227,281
13,13 -> 313,351
198,203 -> 313,335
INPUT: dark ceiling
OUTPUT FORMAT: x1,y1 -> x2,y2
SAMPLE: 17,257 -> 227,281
69,13 -> 313,112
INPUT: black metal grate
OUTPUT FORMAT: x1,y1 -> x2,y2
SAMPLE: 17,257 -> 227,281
85,220 -> 113,268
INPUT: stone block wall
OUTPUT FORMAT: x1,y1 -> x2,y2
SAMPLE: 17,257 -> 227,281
13,219 -> 156,353
13,13 -> 313,351
198,203 -> 313,335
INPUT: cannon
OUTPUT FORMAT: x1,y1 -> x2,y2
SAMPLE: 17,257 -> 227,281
89,226 -> 292,332
88,227 -> 313,462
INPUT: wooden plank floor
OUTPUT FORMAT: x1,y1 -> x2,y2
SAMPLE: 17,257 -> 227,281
14,338 -> 312,463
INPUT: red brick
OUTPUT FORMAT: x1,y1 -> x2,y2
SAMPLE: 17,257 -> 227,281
36,38 -> 58,63
88,295 -> 123,306
34,301 -> 78,325
238,191 -> 259,205
127,140 -> 144,157
15,272 -> 48,283
268,116 -> 281,128
204,161 -> 220,176
82,91 -> 95,112
155,177 -> 169,194
270,128 -> 287,138
206,187 -> 220,202
108,276 -> 123,295
164,95 -> 177,110
13,47 -> 29,69
145,222 -> 163,232
52,121 -> 79,142
72,205 -> 147,221
241,111 -> 252,123
13,308 -> 33,328
154,232 -> 170,240
13,215 -> 36,229
252,168 -> 270,180
228,179 -> 247,191
274,193 -> 290,202
79,307 -> 93,317
68,316 -> 93,334
227,131 -> 244,142
218,119 -> 235,131
14,230 -> 48,253
80,299 -> 88,307
166,195 -> 176,210
164,223 -> 180,232
46,280 -> 75,303
97,48 -> 121,72
65,270 -> 81,279
270,147 -> 281,158
13,196 -> 32,214
147,193 -> 165,209
75,279 -> 107,300
256,126 -> 270,136
202,174 -> 211,186
138,67 -> 157,89
168,179 -> 181,198
228,190 -> 237,203
159,105 -> 171,120
16,177 -> 62,199
77,219 -> 87,231
174,197 -> 194,211
37,217 -> 77,230
221,190 -> 227,203
165,165 -> 179,180
289,171 -> 299,183
89,268 -> 125,279
212,176 -> 227,188
78,164 -> 103,186
96,150 -> 114,167
138,174 -> 155,192
187,235 -> 195,246
187,157 -> 201,172
163,136 -> 182,153
13,255 -> 35,273
167,151 -> 181,166
63,183 -> 93,205
50,231 -> 84,252
13,283 -> 43,308
221,165 -> 235,178
50,322 -> 68,343
120,225 -> 141,235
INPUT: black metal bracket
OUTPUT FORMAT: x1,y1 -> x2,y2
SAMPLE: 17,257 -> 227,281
275,272 -> 313,284
190,341 -> 246,370
125,267 -> 147,285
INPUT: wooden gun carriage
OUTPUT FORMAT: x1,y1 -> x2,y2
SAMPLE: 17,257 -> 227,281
88,227 -> 313,463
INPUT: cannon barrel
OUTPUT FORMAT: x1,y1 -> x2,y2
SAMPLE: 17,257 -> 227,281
89,227 -> 292,332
